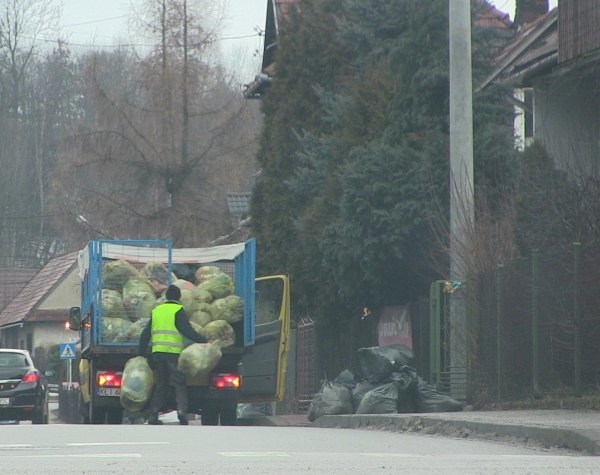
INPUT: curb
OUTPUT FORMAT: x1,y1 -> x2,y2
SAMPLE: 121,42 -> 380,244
312,414 -> 600,455
237,416 -> 291,427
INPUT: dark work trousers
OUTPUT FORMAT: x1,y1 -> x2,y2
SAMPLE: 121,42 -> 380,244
148,352 -> 188,415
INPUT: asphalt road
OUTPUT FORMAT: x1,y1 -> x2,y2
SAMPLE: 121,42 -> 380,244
2,421 -> 600,474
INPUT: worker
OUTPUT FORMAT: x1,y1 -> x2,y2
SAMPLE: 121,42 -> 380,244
138,284 -> 208,425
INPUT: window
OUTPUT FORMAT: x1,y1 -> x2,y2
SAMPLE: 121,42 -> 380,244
514,88 -> 535,150
0,353 -> 28,367
255,278 -> 284,325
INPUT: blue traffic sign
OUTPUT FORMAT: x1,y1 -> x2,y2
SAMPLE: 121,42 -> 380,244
60,343 -> 76,360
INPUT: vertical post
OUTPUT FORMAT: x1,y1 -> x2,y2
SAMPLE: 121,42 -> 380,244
449,0 -> 474,403
532,249 -> 540,395
68,359 -> 72,387
496,264 -> 505,400
449,0 -> 474,277
429,282 -> 442,386
573,242 -> 581,396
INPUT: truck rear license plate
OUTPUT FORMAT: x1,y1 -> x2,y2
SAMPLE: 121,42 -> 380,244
0,397 -> 9,405
97,388 -> 120,397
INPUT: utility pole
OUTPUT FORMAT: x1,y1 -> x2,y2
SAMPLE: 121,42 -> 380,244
449,0 -> 474,402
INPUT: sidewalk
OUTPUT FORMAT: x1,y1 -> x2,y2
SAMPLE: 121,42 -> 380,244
245,410 -> 600,455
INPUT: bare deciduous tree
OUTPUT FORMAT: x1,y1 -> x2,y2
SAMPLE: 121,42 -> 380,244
0,0 -> 65,266
0,0 -> 61,115
51,0 -> 261,248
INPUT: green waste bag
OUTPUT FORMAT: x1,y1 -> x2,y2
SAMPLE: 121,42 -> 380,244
177,343 -> 222,378
120,356 -> 154,412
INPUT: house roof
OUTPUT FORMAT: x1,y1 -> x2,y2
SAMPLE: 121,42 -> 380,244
0,268 -> 38,312
478,7 -> 558,90
475,1 -> 514,30
227,192 -> 252,220
244,0 -> 301,99
0,251 -> 78,328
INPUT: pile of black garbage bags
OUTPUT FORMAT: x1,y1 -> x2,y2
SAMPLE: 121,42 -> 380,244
307,344 -> 463,422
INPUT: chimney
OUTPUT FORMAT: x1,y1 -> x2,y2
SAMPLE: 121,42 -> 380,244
514,0 -> 549,26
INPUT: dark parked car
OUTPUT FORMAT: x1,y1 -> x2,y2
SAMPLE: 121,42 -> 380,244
0,349 -> 55,424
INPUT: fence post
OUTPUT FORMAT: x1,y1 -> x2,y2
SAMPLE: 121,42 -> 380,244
532,249 -> 540,396
573,242 -> 581,396
496,264 -> 504,401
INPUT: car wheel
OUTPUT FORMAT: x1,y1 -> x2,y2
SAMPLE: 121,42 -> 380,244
201,408 -> 219,426
32,405 -> 46,425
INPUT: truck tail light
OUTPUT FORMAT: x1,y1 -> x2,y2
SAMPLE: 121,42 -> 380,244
210,374 -> 241,389
97,371 -> 122,388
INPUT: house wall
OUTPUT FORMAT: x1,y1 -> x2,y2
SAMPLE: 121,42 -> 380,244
38,267 -> 81,310
0,321 -> 66,352
33,321 -> 72,350
534,70 -> 600,176
0,267 -> 80,356
559,0 -> 600,63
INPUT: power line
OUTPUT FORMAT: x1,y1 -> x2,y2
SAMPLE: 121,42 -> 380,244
62,15 -> 128,28
30,32 -> 262,50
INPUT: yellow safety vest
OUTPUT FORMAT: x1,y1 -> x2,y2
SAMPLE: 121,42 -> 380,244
151,302 -> 185,354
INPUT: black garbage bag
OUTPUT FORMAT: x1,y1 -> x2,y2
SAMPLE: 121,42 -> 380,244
236,403 -> 273,418
357,344 -> 415,383
307,381 -> 353,422
415,378 -> 463,413
351,380 -> 382,412
334,369 -> 358,391
390,366 -> 418,414
172,264 -> 199,283
355,381 -> 400,414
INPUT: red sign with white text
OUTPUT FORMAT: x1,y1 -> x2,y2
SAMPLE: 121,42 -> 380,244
377,306 -> 413,349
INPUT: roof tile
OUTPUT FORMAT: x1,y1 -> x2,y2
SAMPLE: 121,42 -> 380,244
227,192 -> 252,219
0,269 -> 38,312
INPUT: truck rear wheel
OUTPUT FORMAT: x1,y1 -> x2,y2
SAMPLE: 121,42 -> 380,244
201,408 -> 219,426
106,408 -> 123,424
91,406 -> 107,424
79,393 -> 90,424
219,409 -> 237,426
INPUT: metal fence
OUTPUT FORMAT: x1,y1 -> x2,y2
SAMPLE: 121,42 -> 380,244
293,313 -> 379,413
296,319 -> 316,414
468,243 -> 600,404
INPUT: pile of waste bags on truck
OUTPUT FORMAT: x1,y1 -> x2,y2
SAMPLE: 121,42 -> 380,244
99,260 -> 242,348
307,344 -> 463,422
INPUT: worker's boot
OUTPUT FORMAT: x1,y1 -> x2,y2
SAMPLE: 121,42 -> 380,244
177,411 -> 189,425
147,413 -> 163,425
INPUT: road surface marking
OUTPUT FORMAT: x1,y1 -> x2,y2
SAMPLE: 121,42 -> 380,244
360,453 -> 427,457
0,445 -> 33,449
67,442 -> 169,447
220,452 -> 290,457
2,454 -> 142,458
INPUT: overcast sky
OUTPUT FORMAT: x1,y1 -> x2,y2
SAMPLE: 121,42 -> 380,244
488,0 -> 558,19
57,0 -> 267,81
55,0 -> 559,81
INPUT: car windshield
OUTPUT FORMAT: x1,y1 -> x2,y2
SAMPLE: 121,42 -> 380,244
0,353 -> 28,367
